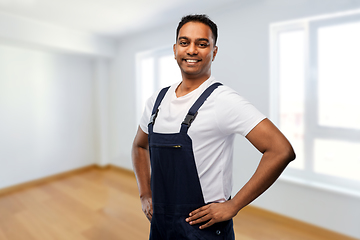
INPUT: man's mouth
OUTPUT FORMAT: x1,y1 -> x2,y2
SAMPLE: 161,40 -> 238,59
184,59 -> 201,63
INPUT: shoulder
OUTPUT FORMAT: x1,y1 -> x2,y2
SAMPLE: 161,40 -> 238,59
147,81 -> 179,107
211,84 -> 248,105
139,82 -> 178,134
210,83 -> 266,136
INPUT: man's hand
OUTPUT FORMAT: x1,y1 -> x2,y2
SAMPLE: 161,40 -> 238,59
186,200 -> 238,229
141,194 -> 153,222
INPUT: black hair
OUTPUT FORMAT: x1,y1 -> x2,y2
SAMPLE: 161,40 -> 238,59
176,14 -> 218,45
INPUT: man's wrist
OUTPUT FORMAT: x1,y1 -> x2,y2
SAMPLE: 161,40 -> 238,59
140,192 -> 152,200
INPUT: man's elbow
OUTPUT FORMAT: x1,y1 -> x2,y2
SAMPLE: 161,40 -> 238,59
283,145 -> 296,163
272,142 -> 296,165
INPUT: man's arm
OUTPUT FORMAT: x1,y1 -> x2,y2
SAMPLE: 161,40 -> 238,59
186,118 -> 296,229
131,126 -> 153,221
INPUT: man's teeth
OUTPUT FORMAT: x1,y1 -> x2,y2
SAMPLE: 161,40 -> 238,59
186,59 -> 199,63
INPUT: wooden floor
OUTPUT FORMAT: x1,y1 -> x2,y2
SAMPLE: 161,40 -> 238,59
0,166 -> 357,240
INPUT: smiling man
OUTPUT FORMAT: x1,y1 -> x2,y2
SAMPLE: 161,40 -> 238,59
132,14 -> 295,240
173,20 -> 217,94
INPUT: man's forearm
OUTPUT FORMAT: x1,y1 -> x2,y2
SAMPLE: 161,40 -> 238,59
231,118 -> 296,213
185,151 -> 294,229
231,149 -> 295,213
132,145 -> 152,198
132,143 -> 154,221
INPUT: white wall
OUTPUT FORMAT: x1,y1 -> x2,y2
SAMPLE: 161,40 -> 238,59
110,0 -> 360,238
0,45 -> 96,188
0,12 -> 115,189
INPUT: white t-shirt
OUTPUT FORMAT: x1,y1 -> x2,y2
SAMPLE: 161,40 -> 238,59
139,76 -> 266,203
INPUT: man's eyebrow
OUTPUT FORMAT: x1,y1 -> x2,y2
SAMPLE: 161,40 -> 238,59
178,37 -> 210,42
178,36 -> 189,41
196,38 -> 209,42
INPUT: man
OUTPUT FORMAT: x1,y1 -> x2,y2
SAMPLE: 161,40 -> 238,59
132,14 -> 295,239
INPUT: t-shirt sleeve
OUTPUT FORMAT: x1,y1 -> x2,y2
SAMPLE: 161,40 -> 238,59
139,92 -> 158,135
214,88 -> 266,136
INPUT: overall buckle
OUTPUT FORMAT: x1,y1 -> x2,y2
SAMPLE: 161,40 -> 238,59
182,112 -> 198,127
149,109 -> 159,126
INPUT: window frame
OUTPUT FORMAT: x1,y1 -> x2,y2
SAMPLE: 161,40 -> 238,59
135,46 -> 180,124
270,12 -> 360,195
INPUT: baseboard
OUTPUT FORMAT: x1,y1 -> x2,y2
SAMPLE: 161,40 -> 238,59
0,164 -> 97,196
242,205 -> 356,240
0,164 -> 135,196
106,164 -> 135,177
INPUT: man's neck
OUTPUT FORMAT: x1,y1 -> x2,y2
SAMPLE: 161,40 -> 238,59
176,75 -> 210,98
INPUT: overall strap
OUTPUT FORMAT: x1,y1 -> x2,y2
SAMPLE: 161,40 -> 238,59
180,82 -> 223,133
148,86 -> 170,132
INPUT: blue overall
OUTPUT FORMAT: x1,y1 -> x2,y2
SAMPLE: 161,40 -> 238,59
148,83 -> 235,240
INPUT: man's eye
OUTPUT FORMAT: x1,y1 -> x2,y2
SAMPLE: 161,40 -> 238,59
198,43 -> 208,47
179,42 -> 188,46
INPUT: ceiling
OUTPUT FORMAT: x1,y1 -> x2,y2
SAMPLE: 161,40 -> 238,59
0,0 -> 239,38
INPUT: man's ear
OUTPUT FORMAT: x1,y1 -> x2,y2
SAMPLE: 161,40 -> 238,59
173,44 -> 176,59
212,46 -> 218,61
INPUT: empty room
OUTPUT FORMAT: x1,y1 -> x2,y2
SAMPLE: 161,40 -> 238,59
0,0 -> 359,239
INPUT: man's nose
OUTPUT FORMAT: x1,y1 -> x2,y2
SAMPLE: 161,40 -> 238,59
187,43 -> 198,55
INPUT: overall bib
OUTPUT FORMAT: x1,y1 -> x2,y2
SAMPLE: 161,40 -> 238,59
148,83 -> 235,240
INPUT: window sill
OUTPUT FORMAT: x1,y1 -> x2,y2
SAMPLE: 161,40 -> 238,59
278,174 -> 360,199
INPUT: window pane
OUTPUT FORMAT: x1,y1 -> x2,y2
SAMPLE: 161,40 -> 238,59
278,30 -> 305,169
318,21 -> 360,130
139,57 -> 154,112
314,139 -> 360,181
159,55 -> 181,88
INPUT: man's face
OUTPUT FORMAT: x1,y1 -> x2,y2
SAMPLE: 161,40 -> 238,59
173,21 -> 218,81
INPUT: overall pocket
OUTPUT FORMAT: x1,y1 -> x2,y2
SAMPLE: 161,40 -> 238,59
150,143 -> 182,149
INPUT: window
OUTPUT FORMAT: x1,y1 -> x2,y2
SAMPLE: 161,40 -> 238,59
270,10 -> 360,194
136,47 -> 181,122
